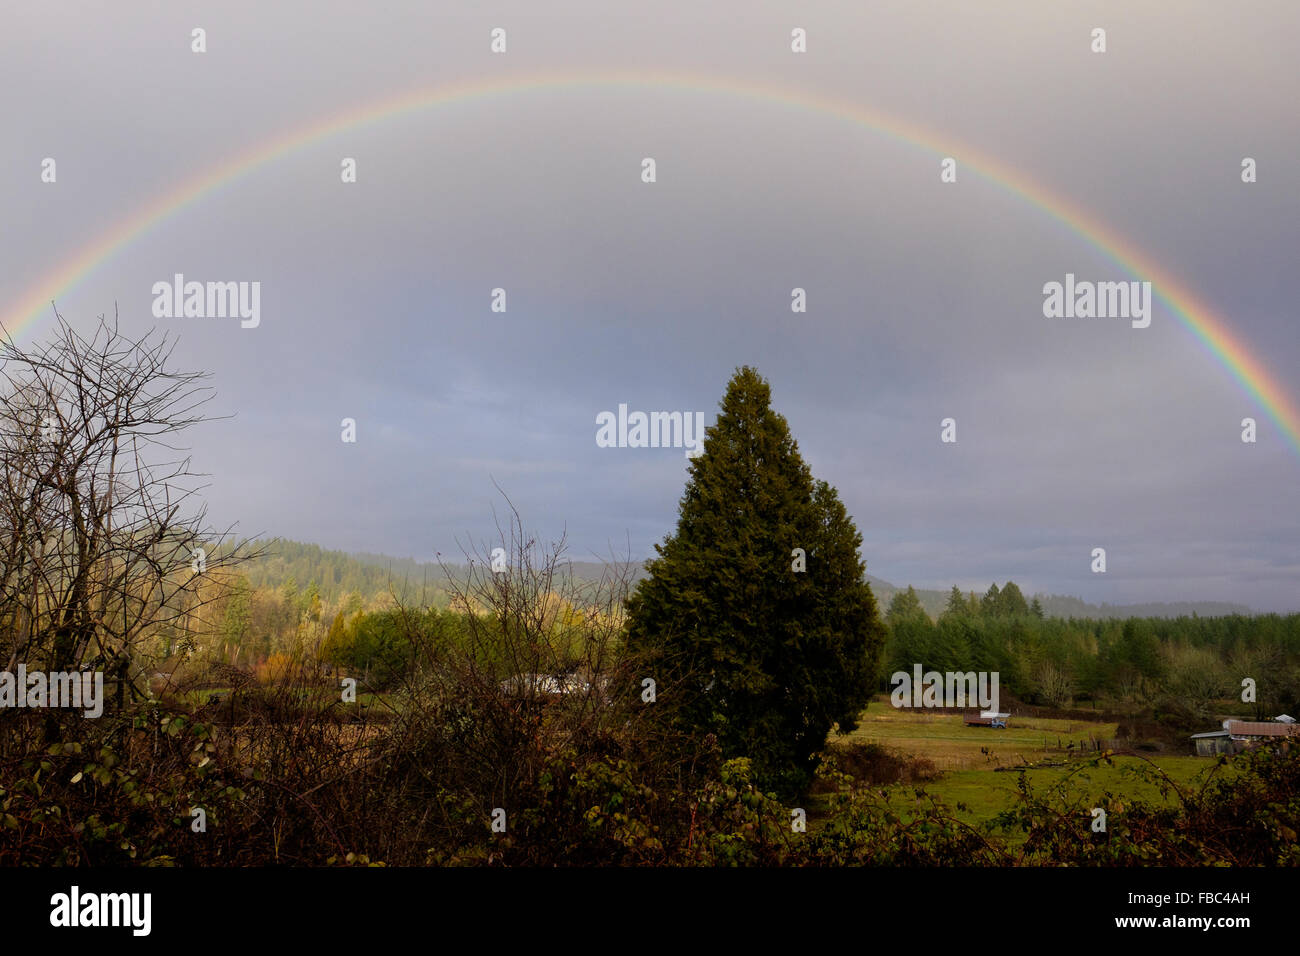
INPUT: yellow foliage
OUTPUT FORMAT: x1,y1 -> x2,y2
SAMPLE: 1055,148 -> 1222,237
256,652 -> 294,684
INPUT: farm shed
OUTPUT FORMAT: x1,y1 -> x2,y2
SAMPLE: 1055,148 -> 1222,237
1190,730 -> 1233,756
1191,717 -> 1300,755
1225,719 -> 1300,744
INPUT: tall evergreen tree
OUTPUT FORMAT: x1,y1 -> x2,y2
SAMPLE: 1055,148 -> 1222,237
885,586 -> 935,676
942,585 -> 970,619
997,581 -> 1030,617
304,579 -> 323,623
980,583 -> 1001,617
886,586 -> 927,625
624,367 -> 885,796
220,575 -> 253,659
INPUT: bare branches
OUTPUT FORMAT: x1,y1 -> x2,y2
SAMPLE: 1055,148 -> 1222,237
0,307 -> 256,707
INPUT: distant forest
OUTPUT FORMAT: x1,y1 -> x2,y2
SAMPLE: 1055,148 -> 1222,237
172,539 -> 1299,731
865,578 -> 1251,622
880,582 -> 1299,725
240,538 -> 1251,620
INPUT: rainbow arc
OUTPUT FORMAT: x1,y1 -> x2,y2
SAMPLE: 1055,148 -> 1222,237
5,71 -> 1296,456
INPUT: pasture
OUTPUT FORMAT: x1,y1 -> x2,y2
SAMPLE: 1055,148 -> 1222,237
830,698 -> 1233,838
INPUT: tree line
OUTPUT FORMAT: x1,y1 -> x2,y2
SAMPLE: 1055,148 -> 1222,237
882,582 -> 1300,724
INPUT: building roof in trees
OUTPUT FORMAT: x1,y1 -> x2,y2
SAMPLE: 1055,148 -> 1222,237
1224,720 -> 1300,739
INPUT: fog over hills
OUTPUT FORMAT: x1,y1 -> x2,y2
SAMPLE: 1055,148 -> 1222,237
238,539 -> 1253,619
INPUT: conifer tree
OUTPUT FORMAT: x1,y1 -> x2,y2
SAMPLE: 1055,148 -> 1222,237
997,581 -> 1029,617
624,367 -> 884,795
942,585 -> 970,619
886,586 -> 927,625
980,583 -> 1001,617
885,586 -> 937,680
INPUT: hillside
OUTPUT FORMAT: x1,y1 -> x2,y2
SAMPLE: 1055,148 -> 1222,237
232,539 -> 1251,620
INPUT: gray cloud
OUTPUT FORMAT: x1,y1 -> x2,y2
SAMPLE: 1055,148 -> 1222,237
2,1 -> 1297,609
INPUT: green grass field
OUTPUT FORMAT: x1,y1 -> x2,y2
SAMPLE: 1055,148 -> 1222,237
828,698 -> 1235,841
842,700 -> 1121,771
912,755 -> 1221,832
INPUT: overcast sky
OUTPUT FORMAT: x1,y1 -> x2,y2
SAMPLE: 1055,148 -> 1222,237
3,2 -> 1298,610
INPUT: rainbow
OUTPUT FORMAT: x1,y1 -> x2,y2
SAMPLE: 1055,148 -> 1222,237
6,70 -> 1298,457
